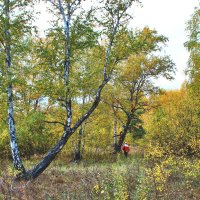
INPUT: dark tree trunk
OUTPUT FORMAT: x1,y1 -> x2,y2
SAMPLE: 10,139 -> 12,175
115,116 -> 131,152
113,118 -> 119,152
17,80 -> 108,180
14,0 -> 135,180
22,127 -> 72,180
73,125 -> 84,162
34,98 -> 39,111
113,118 -> 117,146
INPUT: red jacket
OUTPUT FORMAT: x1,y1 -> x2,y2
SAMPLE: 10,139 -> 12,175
122,144 -> 130,152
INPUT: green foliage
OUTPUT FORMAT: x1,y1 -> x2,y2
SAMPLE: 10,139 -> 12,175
0,111 -> 55,158
113,27 -> 169,60
0,3 -> 199,196
93,165 -> 129,200
185,3 -> 200,96
0,129 -> 10,158
17,111 -> 53,157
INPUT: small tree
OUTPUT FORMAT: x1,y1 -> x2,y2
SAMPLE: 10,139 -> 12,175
103,28 -> 175,151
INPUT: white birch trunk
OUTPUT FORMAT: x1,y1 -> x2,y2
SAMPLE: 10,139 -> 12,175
5,0 -> 25,174
58,0 -> 72,128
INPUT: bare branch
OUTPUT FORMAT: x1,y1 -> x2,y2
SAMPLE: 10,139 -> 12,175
71,0 -> 81,15
44,120 -> 65,126
103,18 -> 120,80
111,104 -> 125,127
48,0 -> 59,9
0,38 -> 5,48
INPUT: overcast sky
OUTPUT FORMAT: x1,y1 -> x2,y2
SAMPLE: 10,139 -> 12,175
131,0 -> 199,89
35,0 -> 199,90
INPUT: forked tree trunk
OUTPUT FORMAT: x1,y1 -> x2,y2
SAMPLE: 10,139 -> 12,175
11,0 -> 136,180
21,0 -> 134,179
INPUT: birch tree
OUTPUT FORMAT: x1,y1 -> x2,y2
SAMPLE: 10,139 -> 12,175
7,0 -> 138,180
0,0 -> 34,175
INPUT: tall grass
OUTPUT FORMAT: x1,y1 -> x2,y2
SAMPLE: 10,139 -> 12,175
0,153 -> 199,199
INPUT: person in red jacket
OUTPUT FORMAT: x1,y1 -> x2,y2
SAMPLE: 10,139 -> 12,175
122,142 -> 130,157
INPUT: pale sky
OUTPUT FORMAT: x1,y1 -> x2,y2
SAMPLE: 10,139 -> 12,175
35,0 -> 199,90
131,0 -> 199,89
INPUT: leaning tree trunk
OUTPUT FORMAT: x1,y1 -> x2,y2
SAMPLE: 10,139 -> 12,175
17,80 -> 108,180
5,0 -> 26,175
15,0 -> 136,180
23,127 -> 72,180
16,0 -> 110,180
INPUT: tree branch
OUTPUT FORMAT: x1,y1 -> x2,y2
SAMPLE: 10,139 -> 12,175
49,0 -> 59,9
71,0 -> 81,15
72,78 -> 109,132
111,104 -> 125,127
44,120 -> 65,126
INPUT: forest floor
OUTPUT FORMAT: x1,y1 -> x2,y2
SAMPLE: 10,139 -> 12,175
0,153 -> 199,200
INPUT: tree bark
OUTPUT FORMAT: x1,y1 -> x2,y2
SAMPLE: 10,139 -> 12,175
113,118 -> 117,147
23,127 -> 71,180
5,0 -> 26,175
115,116 -> 131,152
15,0 -> 135,180
16,79 -> 108,180
73,125 -> 84,162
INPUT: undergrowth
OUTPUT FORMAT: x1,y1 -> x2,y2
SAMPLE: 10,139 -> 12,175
0,153 -> 199,200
